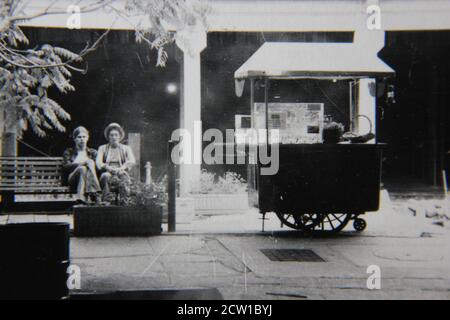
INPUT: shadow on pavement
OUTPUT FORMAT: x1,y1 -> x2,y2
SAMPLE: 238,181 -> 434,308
69,288 -> 223,300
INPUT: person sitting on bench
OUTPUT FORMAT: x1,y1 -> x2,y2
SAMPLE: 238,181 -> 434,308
62,126 -> 101,204
96,123 -> 136,203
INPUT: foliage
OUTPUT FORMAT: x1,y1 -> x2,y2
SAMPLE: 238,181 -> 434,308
191,170 -> 247,194
0,0 -> 208,138
122,0 -> 208,67
323,121 -> 344,133
103,175 -> 168,208
1,8 -> 78,137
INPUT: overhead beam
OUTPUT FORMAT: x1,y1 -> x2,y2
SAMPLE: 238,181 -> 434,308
17,0 -> 450,32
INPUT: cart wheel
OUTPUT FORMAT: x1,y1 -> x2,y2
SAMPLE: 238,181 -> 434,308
314,213 -> 352,234
275,213 -> 351,233
275,213 -> 323,231
353,218 -> 367,232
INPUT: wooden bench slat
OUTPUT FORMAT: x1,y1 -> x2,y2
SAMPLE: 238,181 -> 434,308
0,184 -> 67,188
0,185 -> 62,187
0,157 -> 73,203
0,173 -> 61,177
0,177 -> 61,184
0,166 -> 62,172
1,187 -> 70,192
0,162 -> 63,164
0,186 -> 63,190
0,186 -> 63,189
0,164 -> 63,168
0,159 -> 63,162
1,172 -> 62,175
0,158 -> 63,162
0,161 -> 63,168
1,171 -> 61,175
0,157 -> 63,160
1,176 -> 62,180
0,158 -> 63,161
0,162 -> 64,166
1,187 -> 69,190
0,179 -> 62,188
1,187 -> 63,190
0,166 -> 60,169
1,172 -> 62,177
0,166 -> 63,169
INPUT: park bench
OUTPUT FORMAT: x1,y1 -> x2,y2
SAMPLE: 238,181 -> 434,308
0,157 -> 74,213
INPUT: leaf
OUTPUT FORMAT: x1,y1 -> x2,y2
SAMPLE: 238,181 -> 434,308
53,47 -> 82,62
10,26 -> 29,45
40,75 -> 52,88
156,48 -> 168,67
37,86 -> 45,97
58,65 -> 72,78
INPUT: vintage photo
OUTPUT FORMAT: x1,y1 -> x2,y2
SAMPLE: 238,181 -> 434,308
0,0 -> 449,301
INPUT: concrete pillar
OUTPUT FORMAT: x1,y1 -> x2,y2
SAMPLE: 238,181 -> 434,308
358,78 -> 377,142
175,25 -> 207,196
353,2 -> 385,142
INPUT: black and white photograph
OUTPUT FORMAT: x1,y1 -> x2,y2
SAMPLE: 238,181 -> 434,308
0,0 -> 450,303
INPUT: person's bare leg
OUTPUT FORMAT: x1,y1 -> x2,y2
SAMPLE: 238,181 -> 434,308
85,159 -> 101,193
77,169 -> 87,201
68,166 -> 88,202
100,172 -> 112,201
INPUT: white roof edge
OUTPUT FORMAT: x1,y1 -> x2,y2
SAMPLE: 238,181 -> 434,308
234,42 -> 395,80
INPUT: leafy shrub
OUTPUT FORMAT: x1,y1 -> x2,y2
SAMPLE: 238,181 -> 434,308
103,176 -> 168,208
191,170 -> 247,194
323,121 -> 344,132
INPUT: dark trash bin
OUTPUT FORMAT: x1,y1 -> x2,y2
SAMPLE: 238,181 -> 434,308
0,223 -> 70,300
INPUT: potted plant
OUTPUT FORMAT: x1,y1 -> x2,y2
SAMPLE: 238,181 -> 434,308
322,121 -> 344,144
73,179 -> 165,237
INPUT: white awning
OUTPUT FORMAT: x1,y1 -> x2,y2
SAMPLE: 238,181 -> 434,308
234,42 -> 395,80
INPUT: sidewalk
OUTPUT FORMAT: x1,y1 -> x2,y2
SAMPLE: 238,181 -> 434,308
1,191 -> 450,299
67,205 -> 450,299
2,190 -> 446,236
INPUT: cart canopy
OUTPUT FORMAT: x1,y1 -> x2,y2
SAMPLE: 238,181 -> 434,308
234,42 -> 395,81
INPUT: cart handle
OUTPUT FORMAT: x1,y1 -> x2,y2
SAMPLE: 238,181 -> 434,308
348,114 -> 373,137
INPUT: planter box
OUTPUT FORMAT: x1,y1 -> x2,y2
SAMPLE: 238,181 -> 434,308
193,193 -> 249,215
73,204 -> 162,237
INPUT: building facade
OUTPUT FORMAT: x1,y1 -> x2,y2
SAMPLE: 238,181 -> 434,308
1,0 -> 450,195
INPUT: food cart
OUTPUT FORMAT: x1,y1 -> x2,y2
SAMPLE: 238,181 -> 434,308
234,42 -> 395,233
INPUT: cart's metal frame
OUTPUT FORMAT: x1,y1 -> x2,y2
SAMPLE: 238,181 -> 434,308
243,76 -> 386,234
235,42 -> 395,233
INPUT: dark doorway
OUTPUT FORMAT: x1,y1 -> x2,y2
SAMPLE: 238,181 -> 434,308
19,28 -> 180,180
378,31 -> 450,194
201,31 -> 353,178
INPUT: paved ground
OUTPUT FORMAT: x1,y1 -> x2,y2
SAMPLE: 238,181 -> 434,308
1,191 -> 450,300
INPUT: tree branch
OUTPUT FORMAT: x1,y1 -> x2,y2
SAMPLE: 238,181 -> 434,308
0,25 -> 112,71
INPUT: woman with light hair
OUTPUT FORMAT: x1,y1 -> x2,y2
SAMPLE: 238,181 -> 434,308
96,123 -> 136,202
62,126 -> 101,204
